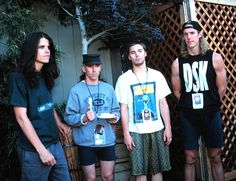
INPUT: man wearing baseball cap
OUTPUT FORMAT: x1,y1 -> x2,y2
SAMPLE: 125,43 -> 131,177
171,20 -> 227,181
182,20 -> 202,32
64,54 -> 120,181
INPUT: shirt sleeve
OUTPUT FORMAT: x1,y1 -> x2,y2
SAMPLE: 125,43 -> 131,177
115,75 -> 128,104
8,71 -> 28,107
111,87 -> 120,120
156,72 -> 172,99
64,88 -> 83,127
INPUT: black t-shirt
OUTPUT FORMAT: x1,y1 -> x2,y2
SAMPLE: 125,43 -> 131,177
8,70 -> 59,151
177,50 -> 221,113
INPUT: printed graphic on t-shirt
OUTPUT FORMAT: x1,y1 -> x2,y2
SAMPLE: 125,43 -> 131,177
37,102 -> 53,112
131,82 -> 158,124
86,93 -> 110,113
183,61 -> 209,92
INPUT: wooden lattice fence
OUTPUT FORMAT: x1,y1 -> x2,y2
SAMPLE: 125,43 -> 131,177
195,0 -> 236,179
147,1 -> 236,180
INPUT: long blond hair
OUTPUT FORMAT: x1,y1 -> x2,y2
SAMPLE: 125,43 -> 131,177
180,32 -> 209,57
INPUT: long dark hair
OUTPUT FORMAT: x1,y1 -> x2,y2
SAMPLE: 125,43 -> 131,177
18,32 -> 59,90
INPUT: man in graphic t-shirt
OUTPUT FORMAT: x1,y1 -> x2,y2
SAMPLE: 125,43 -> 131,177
171,20 -> 227,181
115,40 -> 172,180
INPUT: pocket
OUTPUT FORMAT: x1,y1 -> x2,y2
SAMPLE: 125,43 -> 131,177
22,149 -> 41,167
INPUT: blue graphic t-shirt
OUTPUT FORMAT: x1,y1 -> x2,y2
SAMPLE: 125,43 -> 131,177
115,68 -> 171,134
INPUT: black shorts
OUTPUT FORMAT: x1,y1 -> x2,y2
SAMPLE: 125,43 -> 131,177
179,110 -> 224,150
77,145 -> 116,166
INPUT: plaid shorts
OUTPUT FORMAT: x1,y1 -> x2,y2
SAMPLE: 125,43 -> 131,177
130,129 -> 171,175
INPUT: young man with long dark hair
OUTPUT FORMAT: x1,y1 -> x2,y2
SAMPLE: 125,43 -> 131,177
8,32 -> 71,181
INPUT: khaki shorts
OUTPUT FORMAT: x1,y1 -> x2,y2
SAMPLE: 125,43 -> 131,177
130,129 -> 171,175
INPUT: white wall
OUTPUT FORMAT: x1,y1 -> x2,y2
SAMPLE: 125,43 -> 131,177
41,17 -> 113,103
89,41 -> 113,85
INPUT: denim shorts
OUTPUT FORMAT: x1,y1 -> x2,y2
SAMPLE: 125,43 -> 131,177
77,145 -> 115,166
179,111 -> 224,149
17,141 -> 71,181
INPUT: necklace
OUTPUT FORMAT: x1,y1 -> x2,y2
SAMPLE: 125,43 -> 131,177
85,80 -> 100,113
132,68 -> 148,95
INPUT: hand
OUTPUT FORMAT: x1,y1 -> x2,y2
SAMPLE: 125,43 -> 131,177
163,127 -> 172,145
86,108 -> 95,121
108,113 -> 118,124
58,122 -> 71,136
124,133 -> 135,151
38,148 -> 56,166
108,118 -> 117,124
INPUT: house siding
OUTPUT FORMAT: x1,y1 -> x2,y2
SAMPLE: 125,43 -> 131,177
41,17 -> 114,103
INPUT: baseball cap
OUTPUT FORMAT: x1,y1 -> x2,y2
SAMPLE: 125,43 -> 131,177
83,54 -> 101,65
182,21 -> 202,32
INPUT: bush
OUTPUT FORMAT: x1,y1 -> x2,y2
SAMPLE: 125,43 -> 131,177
0,104 -> 19,180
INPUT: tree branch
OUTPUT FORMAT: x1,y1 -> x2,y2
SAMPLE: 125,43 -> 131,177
56,0 -> 74,17
75,5 -> 88,54
87,26 -> 119,46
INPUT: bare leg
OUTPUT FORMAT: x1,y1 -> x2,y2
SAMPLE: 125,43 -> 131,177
184,150 -> 198,181
151,172 -> 163,181
100,160 -> 115,181
207,148 -> 225,181
81,164 -> 96,181
135,175 -> 147,181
